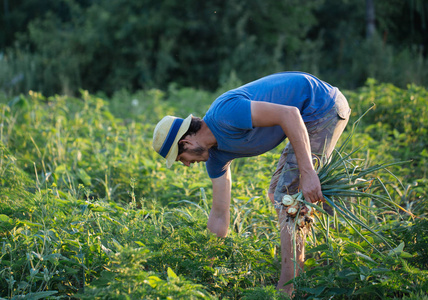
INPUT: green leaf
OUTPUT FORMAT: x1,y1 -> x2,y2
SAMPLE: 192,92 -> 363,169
19,220 -> 43,228
0,214 -> 12,223
54,198 -> 70,205
371,267 -> 391,274
304,257 -> 318,267
77,168 -> 92,186
394,242 -> 404,251
167,267 -> 178,279
307,243 -> 330,254
135,241 -> 146,247
91,270 -> 118,286
400,251 -> 413,258
91,206 -> 109,212
337,269 -> 358,279
344,241 -> 365,253
301,286 -> 326,296
20,290 -> 58,299
54,164 -> 67,174
388,242 -> 410,257
146,275 -> 162,288
327,287 -> 351,295
355,252 -> 376,263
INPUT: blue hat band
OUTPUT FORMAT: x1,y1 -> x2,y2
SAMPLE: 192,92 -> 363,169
159,118 -> 184,158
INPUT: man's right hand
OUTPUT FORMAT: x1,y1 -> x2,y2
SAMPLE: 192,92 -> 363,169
207,210 -> 229,237
209,167 -> 232,238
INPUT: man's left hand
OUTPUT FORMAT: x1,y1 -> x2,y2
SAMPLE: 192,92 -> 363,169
300,169 -> 324,203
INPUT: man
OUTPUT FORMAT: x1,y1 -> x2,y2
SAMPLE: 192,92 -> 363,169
152,71 -> 351,295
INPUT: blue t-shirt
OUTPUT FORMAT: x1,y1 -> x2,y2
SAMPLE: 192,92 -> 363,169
203,71 -> 338,178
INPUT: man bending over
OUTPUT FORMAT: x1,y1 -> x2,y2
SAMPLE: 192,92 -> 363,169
152,71 -> 351,295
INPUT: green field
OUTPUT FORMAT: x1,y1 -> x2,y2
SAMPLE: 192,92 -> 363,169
1,80 -> 427,299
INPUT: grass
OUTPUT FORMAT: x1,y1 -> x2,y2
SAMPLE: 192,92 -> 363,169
0,80 -> 427,299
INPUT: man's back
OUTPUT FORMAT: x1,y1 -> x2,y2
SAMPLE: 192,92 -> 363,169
203,71 -> 338,178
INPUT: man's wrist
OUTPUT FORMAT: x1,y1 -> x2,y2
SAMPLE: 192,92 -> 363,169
299,165 -> 316,176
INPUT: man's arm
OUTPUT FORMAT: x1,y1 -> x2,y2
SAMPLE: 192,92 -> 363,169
207,166 -> 231,237
250,101 -> 323,203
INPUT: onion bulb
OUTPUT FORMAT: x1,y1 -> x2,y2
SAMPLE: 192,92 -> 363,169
282,195 -> 296,206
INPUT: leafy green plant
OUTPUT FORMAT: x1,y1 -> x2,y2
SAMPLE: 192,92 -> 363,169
1,81 -> 427,299
81,247 -> 212,299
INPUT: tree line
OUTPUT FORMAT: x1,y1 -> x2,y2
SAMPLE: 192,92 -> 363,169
1,0 -> 427,96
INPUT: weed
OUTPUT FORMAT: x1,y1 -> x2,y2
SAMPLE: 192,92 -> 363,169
0,81 -> 427,298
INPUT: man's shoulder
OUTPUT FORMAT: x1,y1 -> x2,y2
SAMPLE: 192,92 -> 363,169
205,148 -> 236,179
204,93 -> 252,131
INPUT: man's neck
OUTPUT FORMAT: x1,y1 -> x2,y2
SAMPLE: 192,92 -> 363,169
198,121 -> 217,149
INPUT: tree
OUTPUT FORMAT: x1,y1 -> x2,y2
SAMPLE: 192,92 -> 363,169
366,0 -> 376,38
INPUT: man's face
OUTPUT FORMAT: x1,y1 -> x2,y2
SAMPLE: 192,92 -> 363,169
176,144 -> 209,167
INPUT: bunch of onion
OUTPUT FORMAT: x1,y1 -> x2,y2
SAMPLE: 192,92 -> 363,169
281,192 -> 315,230
281,111 -> 415,250
282,110 -> 417,283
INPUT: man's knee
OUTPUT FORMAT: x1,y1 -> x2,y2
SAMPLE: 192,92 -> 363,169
268,193 -> 275,205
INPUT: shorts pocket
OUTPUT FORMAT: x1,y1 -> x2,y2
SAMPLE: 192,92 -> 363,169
274,160 -> 300,200
335,92 -> 351,120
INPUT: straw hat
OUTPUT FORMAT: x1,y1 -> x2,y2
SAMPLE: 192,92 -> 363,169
152,114 -> 193,168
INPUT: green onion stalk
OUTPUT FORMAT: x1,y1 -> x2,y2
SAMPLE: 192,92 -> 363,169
280,107 -> 415,252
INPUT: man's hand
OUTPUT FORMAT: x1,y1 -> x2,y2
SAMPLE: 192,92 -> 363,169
300,169 -> 324,203
207,210 -> 229,237
209,167 -> 232,238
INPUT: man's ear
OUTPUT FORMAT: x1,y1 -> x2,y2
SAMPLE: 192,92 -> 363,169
178,139 -> 189,146
178,139 -> 191,151
179,135 -> 194,145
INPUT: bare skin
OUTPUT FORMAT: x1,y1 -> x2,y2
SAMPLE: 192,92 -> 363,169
207,168 -> 231,237
269,192 -> 307,296
176,122 -> 216,167
176,101 -> 322,297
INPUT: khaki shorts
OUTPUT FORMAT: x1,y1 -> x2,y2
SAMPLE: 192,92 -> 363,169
269,91 -> 351,207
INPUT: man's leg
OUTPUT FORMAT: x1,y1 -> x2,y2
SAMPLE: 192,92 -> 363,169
268,144 -> 300,295
268,91 -> 351,295
268,150 -> 305,295
278,207 -> 307,295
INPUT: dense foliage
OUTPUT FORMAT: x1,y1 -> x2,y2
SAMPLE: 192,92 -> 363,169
1,0 -> 428,96
0,80 -> 427,299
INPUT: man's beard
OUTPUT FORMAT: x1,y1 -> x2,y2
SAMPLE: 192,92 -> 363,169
187,146 -> 207,156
